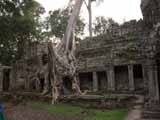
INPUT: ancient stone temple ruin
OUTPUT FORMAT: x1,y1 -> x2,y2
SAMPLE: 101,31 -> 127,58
0,0 -> 160,106
77,23 -> 144,93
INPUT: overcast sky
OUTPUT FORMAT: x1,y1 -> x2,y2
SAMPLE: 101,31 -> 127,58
36,0 -> 142,24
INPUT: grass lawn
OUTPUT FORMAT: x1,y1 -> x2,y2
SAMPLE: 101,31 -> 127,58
31,101 -> 128,120
83,109 -> 127,120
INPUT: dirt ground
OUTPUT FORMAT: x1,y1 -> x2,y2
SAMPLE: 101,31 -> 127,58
3,103 -> 80,120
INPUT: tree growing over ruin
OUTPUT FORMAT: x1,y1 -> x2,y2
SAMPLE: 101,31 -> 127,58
46,0 -> 106,103
47,0 -> 84,104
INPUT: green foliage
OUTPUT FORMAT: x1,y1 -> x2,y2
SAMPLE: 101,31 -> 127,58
0,0 -> 45,65
46,7 -> 85,39
93,16 -> 119,35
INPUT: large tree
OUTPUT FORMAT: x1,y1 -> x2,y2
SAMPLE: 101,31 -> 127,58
47,0 -> 84,104
0,0 -> 45,65
46,7 -> 85,39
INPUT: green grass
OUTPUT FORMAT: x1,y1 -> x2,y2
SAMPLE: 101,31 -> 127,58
83,108 -> 127,120
32,101 -> 82,115
31,101 -> 128,120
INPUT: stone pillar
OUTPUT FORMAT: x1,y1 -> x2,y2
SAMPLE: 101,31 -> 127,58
128,65 -> 135,91
148,63 -> 159,102
24,63 -> 30,91
93,72 -> 98,92
107,65 -> 115,91
0,65 -> 3,92
9,68 -> 16,90
142,64 -> 148,92
154,65 -> 159,101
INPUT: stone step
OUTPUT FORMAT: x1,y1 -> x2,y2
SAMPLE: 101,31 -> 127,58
144,107 -> 160,111
141,118 -> 159,120
144,110 -> 160,114
143,110 -> 160,119
142,103 -> 160,119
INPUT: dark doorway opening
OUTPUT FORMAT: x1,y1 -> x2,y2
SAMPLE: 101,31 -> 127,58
133,64 -> 143,91
63,76 -> 72,94
79,72 -> 93,91
97,71 -> 107,91
38,73 -> 45,92
3,69 -> 10,91
157,59 -> 160,96
115,65 -> 129,91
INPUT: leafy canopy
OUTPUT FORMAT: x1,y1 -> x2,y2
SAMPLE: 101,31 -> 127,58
46,7 -> 85,39
0,0 -> 45,65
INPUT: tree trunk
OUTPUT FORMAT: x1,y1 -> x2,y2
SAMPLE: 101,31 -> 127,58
48,0 -> 83,104
58,0 -> 83,51
88,0 -> 92,37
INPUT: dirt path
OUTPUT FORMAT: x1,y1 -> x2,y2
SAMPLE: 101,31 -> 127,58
4,103 -> 80,120
123,95 -> 144,120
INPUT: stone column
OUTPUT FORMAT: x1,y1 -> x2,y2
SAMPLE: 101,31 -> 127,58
148,63 -> 159,102
9,68 -> 17,90
154,65 -> 159,101
107,65 -> 115,91
128,65 -> 135,91
142,64 -> 148,92
0,65 -> 3,92
93,72 -> 98,92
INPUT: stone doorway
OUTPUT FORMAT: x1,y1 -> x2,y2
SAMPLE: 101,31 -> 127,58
115,65 -> 129,91
133,64 -> 143,91
79,72 -> 93,91
38,75 -> 45,92
3,69 -> 10,91
157,60 -> 160,97
97,71 -> 107,91
63,76 -> 72,94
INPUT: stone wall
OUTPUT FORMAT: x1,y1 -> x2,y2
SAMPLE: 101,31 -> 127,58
77,27 -> 145,72
11,42 -> 48,91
